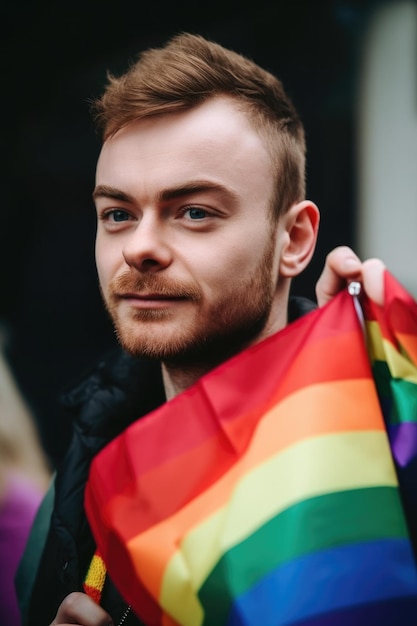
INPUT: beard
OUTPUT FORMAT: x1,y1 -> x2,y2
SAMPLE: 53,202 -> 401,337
101,235 -> 277,370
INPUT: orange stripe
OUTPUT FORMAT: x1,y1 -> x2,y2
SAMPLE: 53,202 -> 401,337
397,331 -> 417,364
121,378 -> 384,599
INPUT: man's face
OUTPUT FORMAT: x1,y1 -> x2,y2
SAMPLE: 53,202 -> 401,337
94,97 -> 290,367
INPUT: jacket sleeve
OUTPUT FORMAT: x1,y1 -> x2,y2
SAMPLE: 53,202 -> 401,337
15,474 -> 56,626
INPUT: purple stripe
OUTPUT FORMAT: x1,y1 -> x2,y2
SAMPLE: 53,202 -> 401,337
226,539 -> 417,626
388,423 -> 417,467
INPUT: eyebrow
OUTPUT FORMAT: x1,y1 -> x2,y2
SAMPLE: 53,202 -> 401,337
92,185 -> 134,203
92,181 -> 239,206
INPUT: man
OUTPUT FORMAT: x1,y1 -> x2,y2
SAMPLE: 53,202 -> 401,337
19,33 -> 385,625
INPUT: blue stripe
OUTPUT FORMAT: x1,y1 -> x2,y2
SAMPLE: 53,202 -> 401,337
225,539 -> 417,626
289,596 -> 417,626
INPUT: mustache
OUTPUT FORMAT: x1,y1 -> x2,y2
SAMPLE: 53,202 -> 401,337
109,272 -> 202,300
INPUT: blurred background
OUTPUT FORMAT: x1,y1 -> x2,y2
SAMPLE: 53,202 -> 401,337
1,0 -> 416,469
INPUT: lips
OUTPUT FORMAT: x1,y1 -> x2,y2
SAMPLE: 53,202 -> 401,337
115,292 -> 190,311
119,292 -> 187,300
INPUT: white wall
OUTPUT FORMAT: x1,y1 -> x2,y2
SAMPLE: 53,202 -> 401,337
357,0 -> 417,296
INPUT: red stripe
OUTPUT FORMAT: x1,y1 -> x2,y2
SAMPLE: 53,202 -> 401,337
83,584 -> 102,604
363,271 -> 417,343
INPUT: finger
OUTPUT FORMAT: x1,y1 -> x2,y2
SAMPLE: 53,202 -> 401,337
316,246 -> 362,306
50,591 -> 113,626
361,258 -> 385,306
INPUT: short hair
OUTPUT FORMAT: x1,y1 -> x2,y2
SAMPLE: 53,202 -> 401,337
91,32 -> 306,218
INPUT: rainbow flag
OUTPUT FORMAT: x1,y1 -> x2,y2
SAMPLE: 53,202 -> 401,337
85,271 -> 417,625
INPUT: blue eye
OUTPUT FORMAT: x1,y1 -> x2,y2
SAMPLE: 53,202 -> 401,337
187,208 -> 207,220
108,209 -> 130,222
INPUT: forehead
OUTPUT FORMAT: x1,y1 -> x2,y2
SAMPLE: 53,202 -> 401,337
98,97 -> 272,171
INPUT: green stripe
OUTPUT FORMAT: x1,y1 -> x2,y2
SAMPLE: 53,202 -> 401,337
199,486 -> 407,625
373,361 -> 417,425
391,378 -> 417,424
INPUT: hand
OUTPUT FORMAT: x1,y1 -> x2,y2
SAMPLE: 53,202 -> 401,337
49,591 -> 113,626
315,245 -> 385,307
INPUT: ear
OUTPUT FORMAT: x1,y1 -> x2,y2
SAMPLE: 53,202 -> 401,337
279,200 -> 320,277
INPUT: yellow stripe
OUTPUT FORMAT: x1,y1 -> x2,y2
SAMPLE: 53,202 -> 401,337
159,429 -> 397,626
367,321 -> 417,383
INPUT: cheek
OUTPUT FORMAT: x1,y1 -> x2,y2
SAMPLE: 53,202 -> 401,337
196,242 -> 266,292
95,237 -> 119,291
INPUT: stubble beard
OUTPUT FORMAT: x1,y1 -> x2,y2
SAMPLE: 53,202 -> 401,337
101,236 -> 277,370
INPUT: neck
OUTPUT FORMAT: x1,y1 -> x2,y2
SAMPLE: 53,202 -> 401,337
161,363 -> 213,400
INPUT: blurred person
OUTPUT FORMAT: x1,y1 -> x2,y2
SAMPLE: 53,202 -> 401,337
0,326 -> 51,625
16,33 -> 394,626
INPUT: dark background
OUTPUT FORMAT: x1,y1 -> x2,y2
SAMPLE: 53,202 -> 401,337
1,0 -> 382,468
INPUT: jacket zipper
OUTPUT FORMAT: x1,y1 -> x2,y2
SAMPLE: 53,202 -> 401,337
117,604 -> 132,625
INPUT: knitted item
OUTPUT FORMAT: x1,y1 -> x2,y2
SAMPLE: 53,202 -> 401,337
83,549 -> 106,604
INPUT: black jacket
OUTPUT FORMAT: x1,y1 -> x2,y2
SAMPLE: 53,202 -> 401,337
25,297 -> 316,626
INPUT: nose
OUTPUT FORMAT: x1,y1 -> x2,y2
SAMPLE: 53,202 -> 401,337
122,215 -> 172,272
